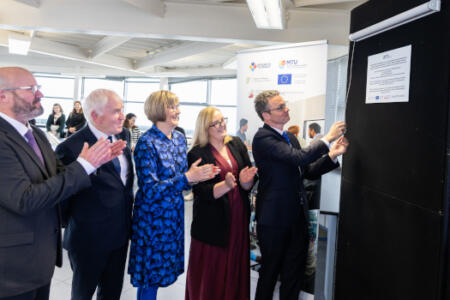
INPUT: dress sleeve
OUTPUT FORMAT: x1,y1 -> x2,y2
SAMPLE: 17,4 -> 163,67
134,138 -> 190,201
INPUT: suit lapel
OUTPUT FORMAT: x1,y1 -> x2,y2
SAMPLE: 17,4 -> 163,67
0,118 -> 49,177
83,127 -> 119,181
32,127 -> 55,176
263,123 -> 287,144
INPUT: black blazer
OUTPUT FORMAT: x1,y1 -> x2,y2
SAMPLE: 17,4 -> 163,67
55,126 -> 134,253
252,124 -> 339,228
65,112 -> 86,136
187,136 -> 254,247
0,118 -> 90,298
46,113 -> 66,138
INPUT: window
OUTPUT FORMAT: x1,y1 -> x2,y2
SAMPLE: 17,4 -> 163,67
83,78 -> 124,98
124,102 -> 152,129
35,76 -> 75,99
125,81 -> 160,102
170,80 -> 207,103
210,79 -> 237,106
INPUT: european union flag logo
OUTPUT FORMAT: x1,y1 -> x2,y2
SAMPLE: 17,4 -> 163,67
278,74 -> 292,85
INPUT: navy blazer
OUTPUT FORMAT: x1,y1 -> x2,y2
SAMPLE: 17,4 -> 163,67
252,124 -> 339,228
55,126 -> 134,253
0,118 -> 90,297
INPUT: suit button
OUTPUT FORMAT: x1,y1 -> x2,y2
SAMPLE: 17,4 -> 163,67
54,228 -> 59,233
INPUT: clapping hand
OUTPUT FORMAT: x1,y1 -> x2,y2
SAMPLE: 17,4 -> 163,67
225,172 -> 237,189
186,158 -> 221,183
329,136 -> 349,160
78,137 -> 127,168
239,166 -> 258,185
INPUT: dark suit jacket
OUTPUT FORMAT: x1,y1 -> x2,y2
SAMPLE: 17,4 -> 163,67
0,117 -> 90,298
55,126 -> 134,253
252,124 -> 339,228
187,137 -> 254,247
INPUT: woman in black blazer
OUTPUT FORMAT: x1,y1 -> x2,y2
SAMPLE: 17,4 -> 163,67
46,103 -> 66,138
66,100 -> 86,137
185,107 -> 257,300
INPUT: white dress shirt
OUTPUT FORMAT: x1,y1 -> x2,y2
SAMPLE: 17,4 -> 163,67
88,123 -> 128,185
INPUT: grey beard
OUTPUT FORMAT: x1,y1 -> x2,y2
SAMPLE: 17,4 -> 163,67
12,97 -> 44,121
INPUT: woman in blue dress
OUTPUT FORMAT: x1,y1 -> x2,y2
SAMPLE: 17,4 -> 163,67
128,90 -> 219,300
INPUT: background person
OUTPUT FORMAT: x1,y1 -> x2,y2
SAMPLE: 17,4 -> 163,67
56,89 -> 133,300
46,103 -> 66,138
252,90 -> 348,300
185,107 -> 257,300
66,100 -> 86,137
287,124 -> 307,148
123,112 -> 141,151
236,118 -> 248,144
0,67 -> 124,300
128,90 -> 219,300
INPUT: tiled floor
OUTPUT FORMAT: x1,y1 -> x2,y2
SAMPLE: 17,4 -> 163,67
49,200 -> 314,300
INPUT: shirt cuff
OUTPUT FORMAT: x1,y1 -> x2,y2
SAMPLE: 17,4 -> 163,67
320,137 -> 330,149
77,157 -> 96,175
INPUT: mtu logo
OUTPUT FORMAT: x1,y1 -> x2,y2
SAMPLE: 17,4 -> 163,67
279,59 -> 298,69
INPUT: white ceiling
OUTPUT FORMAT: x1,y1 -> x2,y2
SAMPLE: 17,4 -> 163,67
0,0 -> 364,77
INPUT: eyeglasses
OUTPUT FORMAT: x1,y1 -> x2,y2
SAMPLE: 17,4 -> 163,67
2,85 -> 41,94
266,102 -> 288,113
209,117 -> 228,128
167,104 -> 180,111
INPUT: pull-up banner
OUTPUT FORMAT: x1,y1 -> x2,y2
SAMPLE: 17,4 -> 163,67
236,40 -> 328,144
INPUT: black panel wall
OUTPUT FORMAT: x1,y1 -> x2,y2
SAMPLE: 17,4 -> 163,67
335,1 -> 450,299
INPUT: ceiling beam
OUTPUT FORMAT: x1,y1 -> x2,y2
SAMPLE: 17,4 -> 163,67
0,30 -> 143,74
121,0 -> 165,17
89,36 -> 131,59
14,0 -> 40,8
292,0 -> 358,7
135,41 -> 227,70
0,0 -> 351,45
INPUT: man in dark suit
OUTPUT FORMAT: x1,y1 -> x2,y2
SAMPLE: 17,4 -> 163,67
0,67 -> 125,300
252,90 -> 348,300
56,89 -> 134,300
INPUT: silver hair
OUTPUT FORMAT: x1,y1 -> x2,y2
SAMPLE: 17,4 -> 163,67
83,89 -> 116,124
254,90 -> 280,121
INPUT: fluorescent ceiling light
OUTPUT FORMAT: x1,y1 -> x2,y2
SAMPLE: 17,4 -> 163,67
8,33 -> 31,55
349,0 -> 440,42
246,0 -> 285,30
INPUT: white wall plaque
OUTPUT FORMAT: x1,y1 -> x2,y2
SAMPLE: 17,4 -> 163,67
365,45 -> 412,104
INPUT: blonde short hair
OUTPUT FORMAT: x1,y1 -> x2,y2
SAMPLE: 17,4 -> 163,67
144,90 -> 178,123
191,106 -> 232,148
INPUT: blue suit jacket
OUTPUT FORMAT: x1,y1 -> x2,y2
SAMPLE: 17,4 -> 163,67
252,124 -> 338,228
55,126 -> 134,252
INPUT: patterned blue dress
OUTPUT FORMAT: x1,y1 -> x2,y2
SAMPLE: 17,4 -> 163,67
128,125 -> 190,288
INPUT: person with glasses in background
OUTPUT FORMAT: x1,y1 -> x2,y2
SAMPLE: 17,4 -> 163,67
0,67 -> 125,300
252,90 -> 349,300
66,100 -> 86,137
46,103 -> 66,138
128,91 -> 219,300
185,107 -> 258,300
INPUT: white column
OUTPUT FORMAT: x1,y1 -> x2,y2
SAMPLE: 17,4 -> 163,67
159,77 -> 168,90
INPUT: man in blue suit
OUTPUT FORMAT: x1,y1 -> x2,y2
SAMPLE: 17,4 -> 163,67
252,90 -> 348,300
0,67 -> 125,300
56,89 -> 134,300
